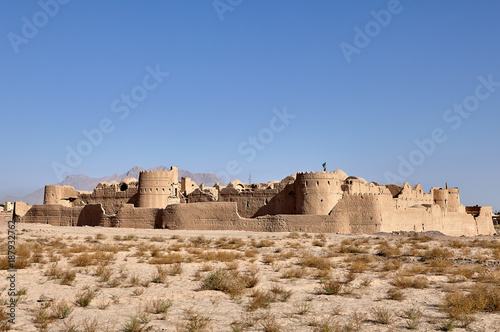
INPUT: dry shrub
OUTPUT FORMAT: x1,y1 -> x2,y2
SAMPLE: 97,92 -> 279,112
149,252 -> 184,265
371,306 -> 392,324
448,240 -> 465,249
262,254 -> 276,265
442,283 -> 500,318
167,263 -> 183,276
216,237 -> 245,249
190,235 -> 212,246
60,269 -> 76,286
0,306 -> 11,331
380,259 -> 402,271
0,256 -> 30,270
200,269 -> 256,297
150,236 -> 165,242
423,247 -> 453,259
377,244 -> 401,258
449,266 -> 474,279
51,300 -> 73,319
71,252 -> 114,267
281,266 -> 308,279
247,290 -> 275,311
427,259 -> 452,273
245,248 -> 259,258
255,239 -> 275,248
180,309 -> 211,332
75,288 -> 98,307
392,274 -> 429,289
402,264 -> 430,276
146,298 -> 173,314
320,279 -> 343,295
151,266 -> 168,284
387,287 -> 404,301
298,255 -> 333,270
476,270 -> 500,285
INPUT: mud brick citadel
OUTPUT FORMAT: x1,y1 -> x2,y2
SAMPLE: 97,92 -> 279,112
14,167 -> 495,236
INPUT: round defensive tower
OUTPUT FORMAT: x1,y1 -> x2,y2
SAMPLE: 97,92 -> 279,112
138,167 -> 178,208
432,188 -> 448,210
295,171 -> 343,215
447,188 -> 460,212
44,185 -> 61,204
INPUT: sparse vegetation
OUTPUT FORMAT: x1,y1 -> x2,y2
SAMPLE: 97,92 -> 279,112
5,226 -> 500,331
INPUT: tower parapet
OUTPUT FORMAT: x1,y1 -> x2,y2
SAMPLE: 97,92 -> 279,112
138,167 -> 179,208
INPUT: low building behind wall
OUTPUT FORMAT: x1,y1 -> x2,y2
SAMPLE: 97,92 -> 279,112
14,166 -> 497,236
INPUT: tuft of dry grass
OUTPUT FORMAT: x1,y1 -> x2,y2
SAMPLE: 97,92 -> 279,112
387,287 -> 405,301
75,288 -> 98,307
149,252 -> 184,265
320,279 -> 343,295
392,274 -> 429,289
442,283 -> 500,319
51,300 -> 73,319
371,306 -> 392,325
199,269 -> 257,297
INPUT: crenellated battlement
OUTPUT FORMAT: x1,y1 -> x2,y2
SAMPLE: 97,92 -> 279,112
296,171 -> 339,180
139,167 -> 178,179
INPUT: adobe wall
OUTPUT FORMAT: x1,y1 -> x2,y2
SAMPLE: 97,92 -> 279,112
181,177 -> 198,196
79,183 -> 139,214
328,194 -> 383,233
44,185 -> 82,206
0,211 -> 13,222
77,204 -> 106,227
17,205 -> 84,226
252,183 -> 298,217
474,206 -> 496,235
161,202 -> 343,232
113,205 -> 161,229
218,187 -> 281,218
162,202 -> 242,229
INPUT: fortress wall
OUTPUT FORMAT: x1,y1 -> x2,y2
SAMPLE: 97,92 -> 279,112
474,206 -> 496,235
253,183 -> 298,217
115,205 -> 160,229
218,187 -> 279,218
13,202 -> 30,219
187,188 -> 218,203
181,177 -> 198,196
44,185 -> 81,206
77,204 -> 105,227
162,202 -> 242,229
161,203 -> 341,232
328,194 -> 384,233
17,205 -> 84,226
0,211 -> 13,222
79,187 -> 139,215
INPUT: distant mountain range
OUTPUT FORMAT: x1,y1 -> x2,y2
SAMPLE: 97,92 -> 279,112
2,166 -> 224,205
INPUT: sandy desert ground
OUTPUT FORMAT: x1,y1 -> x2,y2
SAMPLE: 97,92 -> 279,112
0,221 -> 499,332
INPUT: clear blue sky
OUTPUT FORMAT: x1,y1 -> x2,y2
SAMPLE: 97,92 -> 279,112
1,0 -> 499,210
